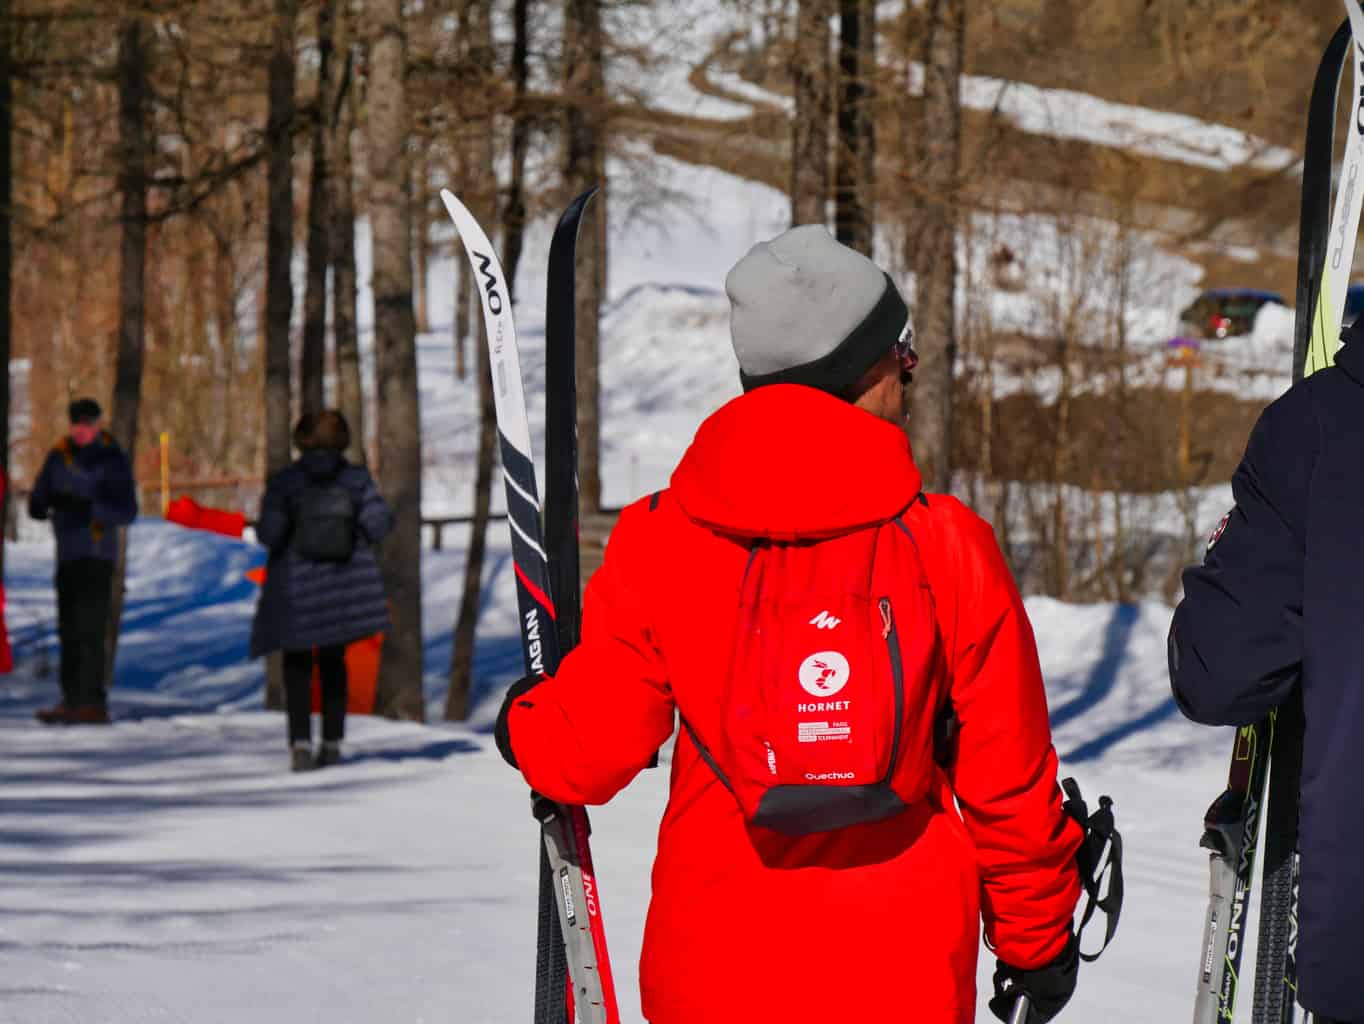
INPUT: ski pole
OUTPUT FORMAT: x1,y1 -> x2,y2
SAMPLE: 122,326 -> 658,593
1008,994 -> 1031,1024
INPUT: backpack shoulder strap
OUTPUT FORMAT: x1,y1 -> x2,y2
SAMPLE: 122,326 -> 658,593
889,497 -> 961,764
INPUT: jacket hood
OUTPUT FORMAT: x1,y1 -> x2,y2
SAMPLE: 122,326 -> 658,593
299,449 -> 346,480
670,385 -> 922,541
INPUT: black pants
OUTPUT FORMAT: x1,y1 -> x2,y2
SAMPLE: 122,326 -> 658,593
283,645 -> 347,745
57,558 -> 114,709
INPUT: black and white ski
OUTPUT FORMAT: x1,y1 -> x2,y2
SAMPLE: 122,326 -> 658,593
440,189 -> 620,1024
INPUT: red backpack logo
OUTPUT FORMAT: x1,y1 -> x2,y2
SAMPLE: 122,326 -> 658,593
683,515 -> 944,835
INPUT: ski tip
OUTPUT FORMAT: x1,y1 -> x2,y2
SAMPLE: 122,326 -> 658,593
438,188 -> 466,219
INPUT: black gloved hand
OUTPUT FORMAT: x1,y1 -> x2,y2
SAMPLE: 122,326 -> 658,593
494,675 -> 542,770
988,933 -> 1080,1024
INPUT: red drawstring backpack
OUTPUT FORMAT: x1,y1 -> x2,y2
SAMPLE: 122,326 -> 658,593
683,514 -> 947,835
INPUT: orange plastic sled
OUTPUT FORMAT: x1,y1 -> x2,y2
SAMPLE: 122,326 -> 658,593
167,496 -> 247,538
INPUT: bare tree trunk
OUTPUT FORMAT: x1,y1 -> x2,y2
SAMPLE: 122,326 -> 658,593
105,15 -> 151,688
454,263 -> 469,380
1052,338 -> 1073,601
262,0 -> 297,711
907,0 -> 964,491
834,0 -> 873,255
0,0 -> 10,576
858,3 -> 875,240
447,0 -> 509,722
331,5 -> 364,465
502,0 -> 530,299
301,0 -> 334,416
367,0 -> 424,722
790,0 -> 830,226
414,158 -> 430,334
1111,213 -> 1133,603
446,340 -> 494,721
266,0 -> 296,478
563,0 -> 605,513
213,235 -> 238,469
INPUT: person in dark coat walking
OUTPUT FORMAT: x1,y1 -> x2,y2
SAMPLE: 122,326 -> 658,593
28,398 -> 138,725
251,410 -> 392,771
1170,320 -> 1364,1024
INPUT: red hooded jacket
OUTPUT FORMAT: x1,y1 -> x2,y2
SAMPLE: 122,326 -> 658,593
509,385 -> 1081,1023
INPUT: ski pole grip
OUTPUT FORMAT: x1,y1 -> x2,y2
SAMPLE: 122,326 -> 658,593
1008,994 -> 1031,1024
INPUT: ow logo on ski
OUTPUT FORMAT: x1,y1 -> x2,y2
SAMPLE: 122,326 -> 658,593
525,609 -> 544,675
809,610 -> 842,630
475,251 -> 503,315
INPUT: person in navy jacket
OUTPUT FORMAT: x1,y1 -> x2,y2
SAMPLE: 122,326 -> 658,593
28,398 -> 138,724
1170,321 -> 1364,1024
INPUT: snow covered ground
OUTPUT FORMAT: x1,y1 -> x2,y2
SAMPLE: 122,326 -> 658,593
0,501 -> 1253,1024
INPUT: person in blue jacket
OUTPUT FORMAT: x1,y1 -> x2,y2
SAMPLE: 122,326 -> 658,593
28,398 -> 138,725
1169,320 -> 1364,1024
250,410 -> 392,772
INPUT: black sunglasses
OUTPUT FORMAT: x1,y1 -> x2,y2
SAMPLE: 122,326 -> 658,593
894,325 -> 918,374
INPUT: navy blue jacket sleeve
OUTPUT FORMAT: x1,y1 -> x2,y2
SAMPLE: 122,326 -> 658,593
255,472 -> 293,553
28,452 -> 55,521
93,447 -> 138,526
355,472 -> 393,545
1169,387 -> 1315,726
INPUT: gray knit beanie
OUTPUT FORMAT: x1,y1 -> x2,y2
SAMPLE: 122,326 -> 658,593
726,225 -> 910,396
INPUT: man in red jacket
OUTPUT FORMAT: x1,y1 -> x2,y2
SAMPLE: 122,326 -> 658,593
496,226 -> 1082,1023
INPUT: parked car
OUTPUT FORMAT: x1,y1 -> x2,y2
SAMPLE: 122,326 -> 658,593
1178,288 -> 1286,340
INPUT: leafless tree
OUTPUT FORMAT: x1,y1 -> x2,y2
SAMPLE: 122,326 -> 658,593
790,0 -> 831,226
265,0 -> 296,479
260,0 -> 298,710
366,0 -> 425,721
834,0 -> 874,255
105,13 -> 151,685
300,0 -> 334,416
907,0 -> 964,491
446,0 -> 502,723
563,0 -> 605,513
330,0 -> 365,464
0,0 -> 11,568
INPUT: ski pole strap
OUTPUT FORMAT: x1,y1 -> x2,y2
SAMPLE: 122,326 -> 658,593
1061,777 -> 1123,962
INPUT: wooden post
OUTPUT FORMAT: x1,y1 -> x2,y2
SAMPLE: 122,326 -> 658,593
159,431 -> 170,516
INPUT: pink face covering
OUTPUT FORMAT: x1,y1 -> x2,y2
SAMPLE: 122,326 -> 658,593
69,422 -> 101,447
